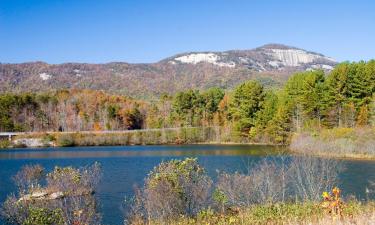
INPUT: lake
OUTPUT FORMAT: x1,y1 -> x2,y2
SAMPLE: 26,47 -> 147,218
1,145 -> 375,225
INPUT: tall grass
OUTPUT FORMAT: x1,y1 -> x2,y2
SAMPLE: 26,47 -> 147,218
290,128 -> 375,158
16,127 -> 228,147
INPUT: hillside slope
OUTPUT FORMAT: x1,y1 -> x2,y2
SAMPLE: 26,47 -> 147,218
0,44 -> 337,98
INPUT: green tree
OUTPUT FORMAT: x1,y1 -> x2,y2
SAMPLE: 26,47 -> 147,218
229,81 -> 265,135
201,87 -> 224,123
347,61 -> 375,108
283,72 -> 306,131
172,90 -> 205,126
253,91 -> 278,138
300,70 -> 326,128
325,63 -> 351,127
265,91 -> 294,144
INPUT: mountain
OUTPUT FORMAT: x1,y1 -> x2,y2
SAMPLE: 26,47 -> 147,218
0,44 -> 337,98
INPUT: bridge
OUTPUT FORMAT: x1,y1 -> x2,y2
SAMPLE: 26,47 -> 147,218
0,132 -> 25,141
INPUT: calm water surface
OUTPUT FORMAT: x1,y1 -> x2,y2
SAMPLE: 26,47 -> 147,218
1,145 -> 374,225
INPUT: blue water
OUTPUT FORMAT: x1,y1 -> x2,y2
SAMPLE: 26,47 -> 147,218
0,145 -> 374,225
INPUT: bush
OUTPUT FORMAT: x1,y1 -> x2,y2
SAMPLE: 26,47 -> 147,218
56,134 -> 75,147
1,163 -> 102,225
0,139 -> 10,148
23,207 -> 64,225
13,164 -> 44,194
127,158 -> 213,222
125,156 -> 343,224
216,158 -> 288,207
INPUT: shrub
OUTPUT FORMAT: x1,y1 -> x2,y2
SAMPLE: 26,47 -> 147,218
23,207 -> 64,225
0,139 -> 10,148
56,134 -> 75,147
216,158 -> 289,208
127,158 -> 213,222
289,156 -> 342,201
13,164 -> 44,194
1,163 -> 102,225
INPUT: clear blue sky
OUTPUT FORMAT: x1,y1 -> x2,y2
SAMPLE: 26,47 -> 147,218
1,0 -> 374,63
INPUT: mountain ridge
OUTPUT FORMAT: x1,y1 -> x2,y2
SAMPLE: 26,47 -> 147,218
0,44 -> 337,98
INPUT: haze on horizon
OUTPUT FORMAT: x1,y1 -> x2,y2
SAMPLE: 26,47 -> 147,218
0,0 -> 374,64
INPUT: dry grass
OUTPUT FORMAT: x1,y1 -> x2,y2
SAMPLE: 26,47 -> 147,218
130,201 -> 375,225
290,128 -> 375,159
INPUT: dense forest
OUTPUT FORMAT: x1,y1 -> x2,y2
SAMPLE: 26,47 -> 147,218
1,61 -> 374,144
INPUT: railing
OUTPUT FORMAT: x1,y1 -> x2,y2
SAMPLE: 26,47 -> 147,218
0,127 -> 220,141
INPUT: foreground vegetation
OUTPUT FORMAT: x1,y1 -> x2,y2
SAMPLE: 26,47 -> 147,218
1,157 -> 375,225
124,158 -> 374,225
149,201 -> 375,225
1,163 -> 101,225
1,61 -> 374,147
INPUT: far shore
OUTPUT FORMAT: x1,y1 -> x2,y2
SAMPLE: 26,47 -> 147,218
3,138 -> 375,161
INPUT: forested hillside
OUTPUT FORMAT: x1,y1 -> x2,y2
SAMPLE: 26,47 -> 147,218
1,61 -> 374,144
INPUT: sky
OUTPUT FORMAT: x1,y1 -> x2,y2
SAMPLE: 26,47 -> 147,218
0,0 -> 374,64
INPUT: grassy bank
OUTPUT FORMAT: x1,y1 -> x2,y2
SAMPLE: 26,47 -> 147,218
290,128 -> 375,159
13,127 -> 229,147
144,201 -> 375,225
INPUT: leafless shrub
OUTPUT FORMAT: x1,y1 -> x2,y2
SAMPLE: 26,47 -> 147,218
216,172 -> 254,207
1,194 -> 28,224
216,155 -> 341,208
251,159 -> 287,203
216,157 -> 290,207
53,193 -> 100,225
289,156 -> 342,201
12,164 -> 44,194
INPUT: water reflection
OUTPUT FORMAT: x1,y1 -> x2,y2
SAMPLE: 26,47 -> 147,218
0,145 -> 283,159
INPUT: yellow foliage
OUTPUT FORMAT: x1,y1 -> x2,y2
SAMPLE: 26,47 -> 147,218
320,187 -> 344,219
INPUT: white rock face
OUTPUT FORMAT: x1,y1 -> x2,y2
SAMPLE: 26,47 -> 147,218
267,49 -> 335,67
174,53 -> 218,64
39,73 -> 51,80
173,53 -> 235,68
268,61 -> 281,68
322,64 -> 334,70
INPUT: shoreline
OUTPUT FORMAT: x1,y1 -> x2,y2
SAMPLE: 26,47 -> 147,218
290,151 -> 375,161
3,140 -> 375,161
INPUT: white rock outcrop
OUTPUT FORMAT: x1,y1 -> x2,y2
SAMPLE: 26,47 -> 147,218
173,53 -> 235,68
39,73 -> 51,80
267,49 -> 335,67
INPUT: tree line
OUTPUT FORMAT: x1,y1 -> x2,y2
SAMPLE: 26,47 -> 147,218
1,60 -> 374,144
